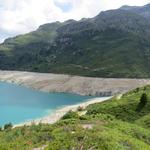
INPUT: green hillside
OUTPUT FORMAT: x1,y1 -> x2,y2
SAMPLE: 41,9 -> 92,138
0,4 -> 150,77
0,85 -> 150,149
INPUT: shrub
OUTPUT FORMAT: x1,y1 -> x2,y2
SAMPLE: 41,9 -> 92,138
140,93 -> 148,104
61,111 -> 79,120
4,123 -> 13,130
77,106 -> 84,111
135,87 -> 140,93
136,93 -> 148,112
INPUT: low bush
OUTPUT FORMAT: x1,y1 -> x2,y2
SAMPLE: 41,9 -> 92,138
61,111 -> 79,120
4,123 -> 13,130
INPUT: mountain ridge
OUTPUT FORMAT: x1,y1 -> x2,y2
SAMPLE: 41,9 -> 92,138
0,3 -> 150,78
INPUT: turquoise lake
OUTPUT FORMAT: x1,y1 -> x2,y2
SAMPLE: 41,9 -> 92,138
0,82 -> 94,126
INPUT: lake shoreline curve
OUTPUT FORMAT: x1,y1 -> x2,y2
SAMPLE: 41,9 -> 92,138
14,96 -> 111,127
0,70 -> 150,127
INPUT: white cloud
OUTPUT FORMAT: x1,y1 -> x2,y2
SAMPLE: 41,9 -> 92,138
0,0 -> 149,42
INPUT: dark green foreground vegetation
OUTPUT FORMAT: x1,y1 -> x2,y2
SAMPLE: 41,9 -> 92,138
0,85 -> 150,150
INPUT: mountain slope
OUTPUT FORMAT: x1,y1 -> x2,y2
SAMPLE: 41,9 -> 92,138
0,85 -> 150,149
0,4 -> 150,77
87,85 -> 150,128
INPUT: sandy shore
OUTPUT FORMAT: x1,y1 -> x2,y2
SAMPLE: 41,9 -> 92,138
0,70 -> 150,96
14,96 -> 111,127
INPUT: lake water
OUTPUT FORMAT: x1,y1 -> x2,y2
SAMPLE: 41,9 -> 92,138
0,82 -> 94,126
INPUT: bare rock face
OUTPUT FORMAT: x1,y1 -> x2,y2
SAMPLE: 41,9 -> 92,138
0,71 -> 150,96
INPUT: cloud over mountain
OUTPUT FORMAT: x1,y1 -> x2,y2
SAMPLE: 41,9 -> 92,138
0,0 -> 149,42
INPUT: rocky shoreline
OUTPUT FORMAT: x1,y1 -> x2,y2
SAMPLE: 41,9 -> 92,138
0,70 -> 150,96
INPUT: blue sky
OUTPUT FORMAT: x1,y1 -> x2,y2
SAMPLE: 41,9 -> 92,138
54,0 -> 72,12
0,0 -> 149,42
